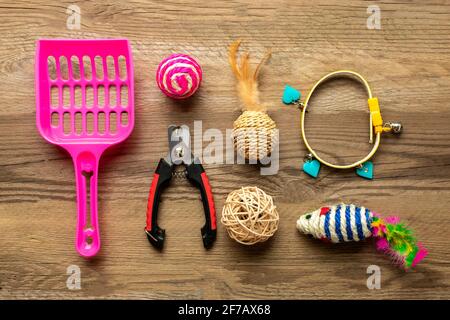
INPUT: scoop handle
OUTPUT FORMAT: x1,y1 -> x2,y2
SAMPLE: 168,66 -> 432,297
72,150 -> 101,258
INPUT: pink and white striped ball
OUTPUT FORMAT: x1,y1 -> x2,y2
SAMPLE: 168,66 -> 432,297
156,53 -> 202,99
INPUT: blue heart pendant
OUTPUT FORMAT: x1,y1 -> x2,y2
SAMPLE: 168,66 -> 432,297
303,159 -> 321,178
356,161 -> 374,179
282,85 -> 301,105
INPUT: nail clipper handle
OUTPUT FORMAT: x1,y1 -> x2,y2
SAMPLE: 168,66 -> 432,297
145,158 -> 172,249
186,163 -> 217,248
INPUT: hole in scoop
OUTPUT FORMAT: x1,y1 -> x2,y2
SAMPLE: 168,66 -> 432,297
85,85 -> 94,108
94,56 -> 104,80
82,170 -> 94,233
51,86 -> 59,108
106,55 -> 115,80
98,112 -> 106,134
109,85 -> 117,107
121,111 -> 128,126
74,85 -> 82,108
82,56 -> 92,80
86,237 -> 93,245
63,112 -> 71,134
59,56 -> 69,81
109,112 -> 117,134
75,112 -> 82,134
71,56 -> 80,80
97,85 -> 105,107
51,112 -> 59,127
86,112 -> 94,134
47,56 -> 56,80
62,86 -> 71,108
120,85 -> 128,107
118,55 -> 127,80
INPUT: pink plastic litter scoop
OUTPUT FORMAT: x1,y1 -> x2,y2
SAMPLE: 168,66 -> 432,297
35,39 -> 134,257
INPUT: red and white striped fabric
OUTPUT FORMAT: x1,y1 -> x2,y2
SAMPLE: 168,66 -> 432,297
156,53 -> 202,99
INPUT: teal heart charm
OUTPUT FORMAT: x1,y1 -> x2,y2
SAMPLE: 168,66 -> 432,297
356,161 -> 374,179
303,159 -> 321,178
282,85 -> 301,104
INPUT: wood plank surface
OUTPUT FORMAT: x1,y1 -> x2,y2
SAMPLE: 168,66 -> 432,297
0,0 -> 450,299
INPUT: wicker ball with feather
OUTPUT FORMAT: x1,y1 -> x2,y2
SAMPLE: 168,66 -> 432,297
229,40 -> 277,162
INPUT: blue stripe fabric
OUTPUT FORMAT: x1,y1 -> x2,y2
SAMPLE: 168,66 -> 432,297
345,205 -> 353,241
324,212 -> 331,240
335,205 -> 344,242
365,208 -> 373,232
355,206 -> 365,240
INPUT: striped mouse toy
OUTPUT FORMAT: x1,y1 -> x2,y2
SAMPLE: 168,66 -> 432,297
297,204 -> 427,270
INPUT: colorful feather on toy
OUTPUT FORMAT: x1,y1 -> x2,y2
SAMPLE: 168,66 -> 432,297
297,204 -> 427,270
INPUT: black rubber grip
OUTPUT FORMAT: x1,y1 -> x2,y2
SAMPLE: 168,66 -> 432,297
186,163 -> 217,249
145,158 -> 172,249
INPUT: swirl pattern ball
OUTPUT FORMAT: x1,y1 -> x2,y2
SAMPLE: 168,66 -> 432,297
156,53 -> 202,99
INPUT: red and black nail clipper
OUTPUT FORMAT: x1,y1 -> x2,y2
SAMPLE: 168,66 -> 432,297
145,125 -> 217,249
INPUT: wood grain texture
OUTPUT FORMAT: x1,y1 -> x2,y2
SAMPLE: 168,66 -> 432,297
1,0 -> 450,299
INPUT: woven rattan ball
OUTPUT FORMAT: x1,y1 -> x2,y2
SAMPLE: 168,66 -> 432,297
233,111 -> 277,161
221,186 -> 279,245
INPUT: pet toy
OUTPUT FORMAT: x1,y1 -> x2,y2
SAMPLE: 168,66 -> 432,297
283,70 -> 402,179
297,204 -> 427,269
229,40 -> 277,161
221,186 -> 279,245
156,53 -> 202,99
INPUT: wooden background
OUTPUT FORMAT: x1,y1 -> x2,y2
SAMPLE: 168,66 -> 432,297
1,0 -> 449,299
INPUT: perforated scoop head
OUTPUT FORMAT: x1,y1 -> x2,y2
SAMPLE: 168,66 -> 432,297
35,39 -> 134,257
36,39 -> 134,143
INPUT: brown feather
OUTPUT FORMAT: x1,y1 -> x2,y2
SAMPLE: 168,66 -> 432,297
228,40 -> 270,112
